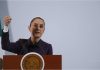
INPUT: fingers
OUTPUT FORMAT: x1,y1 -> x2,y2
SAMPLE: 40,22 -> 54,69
3,16 -> 12,26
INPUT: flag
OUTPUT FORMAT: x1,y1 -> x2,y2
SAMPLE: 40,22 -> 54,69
0,20 -> 2,36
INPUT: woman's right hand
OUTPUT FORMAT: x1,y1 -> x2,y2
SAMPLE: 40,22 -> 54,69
3,16 -> 12,26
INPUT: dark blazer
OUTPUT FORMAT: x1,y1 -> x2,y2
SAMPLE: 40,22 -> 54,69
1,31 -> 53,55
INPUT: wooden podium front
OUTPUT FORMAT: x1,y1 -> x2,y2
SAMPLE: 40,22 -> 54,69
3,55 -> 62,70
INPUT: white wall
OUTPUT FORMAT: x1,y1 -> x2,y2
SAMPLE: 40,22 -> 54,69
0,0 -> 100,70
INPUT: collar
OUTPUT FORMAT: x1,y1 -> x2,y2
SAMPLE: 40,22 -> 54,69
28,38 -> 42,47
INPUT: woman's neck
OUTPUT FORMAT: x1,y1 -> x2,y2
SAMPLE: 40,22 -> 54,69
31,36 -> 40,44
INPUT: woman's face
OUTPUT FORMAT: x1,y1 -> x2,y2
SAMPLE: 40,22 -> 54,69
29,19 -> 45,38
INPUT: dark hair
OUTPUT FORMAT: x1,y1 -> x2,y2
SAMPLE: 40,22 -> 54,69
30,17 -> 45,27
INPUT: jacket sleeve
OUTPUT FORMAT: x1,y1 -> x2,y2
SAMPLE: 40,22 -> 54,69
1,31 -> 21,54
47,44 -> 53,55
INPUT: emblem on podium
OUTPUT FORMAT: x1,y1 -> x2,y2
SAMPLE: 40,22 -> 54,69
20,52 -> 45,70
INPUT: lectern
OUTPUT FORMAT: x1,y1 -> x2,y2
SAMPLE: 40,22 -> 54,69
3,55 -> 62,70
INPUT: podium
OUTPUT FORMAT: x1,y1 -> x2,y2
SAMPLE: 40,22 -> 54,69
3,55 -> 62,70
